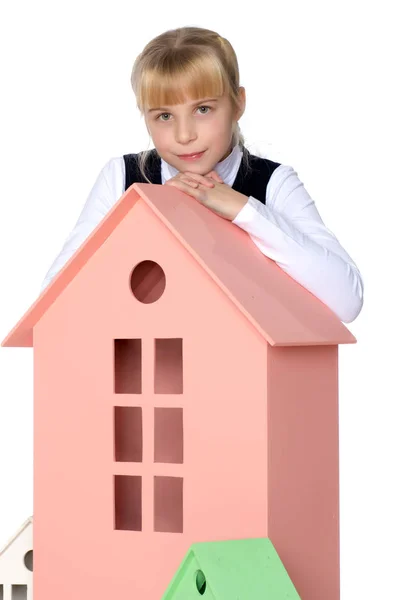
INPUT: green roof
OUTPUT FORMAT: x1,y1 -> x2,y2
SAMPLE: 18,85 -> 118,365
162,537 -> 301,599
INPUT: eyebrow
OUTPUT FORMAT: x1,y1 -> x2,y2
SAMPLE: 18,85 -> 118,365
148,98 -> 218,113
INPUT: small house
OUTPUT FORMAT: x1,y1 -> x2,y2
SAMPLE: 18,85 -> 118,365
0,516 -> 33,600
1,182 -> 356,600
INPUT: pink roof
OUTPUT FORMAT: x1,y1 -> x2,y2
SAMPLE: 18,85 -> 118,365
1,183 -> 356,348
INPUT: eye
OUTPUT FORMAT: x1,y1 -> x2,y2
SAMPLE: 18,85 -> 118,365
157,105 -> 212,121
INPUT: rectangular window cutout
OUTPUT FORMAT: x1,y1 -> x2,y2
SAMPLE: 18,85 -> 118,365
114,339 -> 142,394
114,475 -> 142,531
155,338 -> 183,394
154,408 -> 183,463
0,584 -> 3,600
154,476 -> 183,533
11,586 -> 27,600
114,406 -> 142,462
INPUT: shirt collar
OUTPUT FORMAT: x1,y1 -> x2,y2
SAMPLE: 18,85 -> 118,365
161,142 -> 243,186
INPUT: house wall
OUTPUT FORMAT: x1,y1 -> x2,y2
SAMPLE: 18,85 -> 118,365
266,343 -> 340,600
0,522 -> 32,600
32,199 -> 269,600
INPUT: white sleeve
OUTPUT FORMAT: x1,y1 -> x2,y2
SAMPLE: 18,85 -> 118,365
39,157 -> 125,295
232,164 -> 364,323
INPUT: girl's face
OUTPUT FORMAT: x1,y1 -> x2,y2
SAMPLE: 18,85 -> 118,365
144,88 -> 245,174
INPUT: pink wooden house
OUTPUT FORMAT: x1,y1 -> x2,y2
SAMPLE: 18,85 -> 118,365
1,182 -> 356,600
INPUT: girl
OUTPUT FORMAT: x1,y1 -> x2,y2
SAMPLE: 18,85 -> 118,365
40,26 -> 364,323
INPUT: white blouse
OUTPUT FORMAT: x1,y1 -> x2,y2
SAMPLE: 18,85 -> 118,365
40,143 -> 364,323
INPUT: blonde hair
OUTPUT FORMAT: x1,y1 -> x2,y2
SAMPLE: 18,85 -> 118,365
130,26 -> 252,183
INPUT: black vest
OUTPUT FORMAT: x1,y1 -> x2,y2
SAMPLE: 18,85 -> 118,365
123,147 -> 281,205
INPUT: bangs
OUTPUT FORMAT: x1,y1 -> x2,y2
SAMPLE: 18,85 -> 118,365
138,52 -> 228,111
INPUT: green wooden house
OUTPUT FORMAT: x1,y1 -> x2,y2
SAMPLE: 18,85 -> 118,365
162,538 -> 302,599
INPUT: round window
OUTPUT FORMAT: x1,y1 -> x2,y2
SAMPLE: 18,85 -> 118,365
130,260 -> 166,304
24,549 -> 33,571
195,570 -> 206,595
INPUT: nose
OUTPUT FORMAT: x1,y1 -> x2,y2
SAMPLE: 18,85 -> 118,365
174,118 -> 197,145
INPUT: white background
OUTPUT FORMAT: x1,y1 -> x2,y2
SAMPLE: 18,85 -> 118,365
0,1 -> 398,597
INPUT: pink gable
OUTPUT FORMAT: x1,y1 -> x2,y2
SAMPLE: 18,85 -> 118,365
1,183 -> 355,348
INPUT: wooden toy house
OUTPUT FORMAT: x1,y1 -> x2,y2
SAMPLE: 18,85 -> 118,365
0,516 -> 33,600
1,182 -> 356,600
161,537 -> 301,599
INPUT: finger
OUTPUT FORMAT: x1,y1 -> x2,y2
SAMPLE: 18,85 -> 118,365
206,170 -> 224,183
166,178 -> 197,188
182,177 -> 199,188
183,172 -> 215,187
165,178 -> 200,196
183,174 -> 214,187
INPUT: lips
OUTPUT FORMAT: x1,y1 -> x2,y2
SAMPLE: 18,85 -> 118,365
178,151 -> 205,157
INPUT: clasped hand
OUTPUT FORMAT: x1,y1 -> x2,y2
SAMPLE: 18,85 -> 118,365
165,169 -> 248,221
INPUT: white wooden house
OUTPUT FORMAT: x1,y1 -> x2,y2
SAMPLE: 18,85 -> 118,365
0,517 -> 33,600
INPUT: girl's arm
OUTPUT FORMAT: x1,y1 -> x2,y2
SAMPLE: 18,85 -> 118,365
39,158 -> 121,294
232,165 -> 364,323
